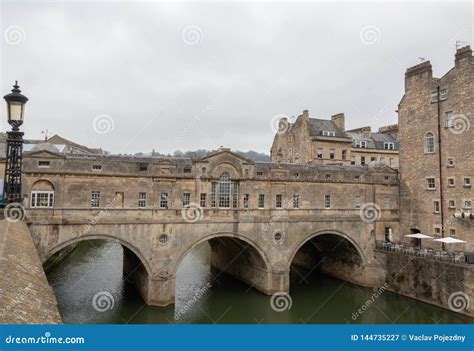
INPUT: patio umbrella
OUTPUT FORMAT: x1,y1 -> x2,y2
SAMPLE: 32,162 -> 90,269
433,237 -> 466,244
405,233 -> 433,248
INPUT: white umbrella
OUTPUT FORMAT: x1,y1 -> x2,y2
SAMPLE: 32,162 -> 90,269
405,233 -> 433,249
433,237 -> 466,244
405,233 -> 433,239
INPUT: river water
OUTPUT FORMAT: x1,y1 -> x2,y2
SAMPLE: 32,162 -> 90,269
45,240 -> 472,324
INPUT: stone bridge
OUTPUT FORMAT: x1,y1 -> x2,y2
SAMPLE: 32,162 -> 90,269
27,208 -> 395,307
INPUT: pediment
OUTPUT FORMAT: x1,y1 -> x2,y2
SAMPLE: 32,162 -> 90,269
24,150 -> 65,159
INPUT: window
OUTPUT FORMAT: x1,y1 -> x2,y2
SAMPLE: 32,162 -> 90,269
276,194 -> 283,208
384,142 -> 395,150
434,227 -> 441,236
258,194 -> 265,209
384,176 -> 390,180
425,133 -> 435,153
329,149 -> 335,160
91,191 -> 100,208
38,160 -> 50,168
232,183 -> 239,208
356,141 -> 367,148
445,111 -> 454,128
256,171 -> 264,176
371,157 -> 377,162
448,200 -> 455,209
138,163 -> 148,172
218,172 -> 231,208
342,150 -> 347,160
182,192 -> 191,208
183,167 -> 192,173
211,183 -> 217,207
292,194 -> 300,209
243,194 -> 249,209
389,158 -> 394,167
354,194 -> 361,209
464,200 -> 472,209
447,178 -> 455,187
384,227 -> 392,242
450,229 -> 456,237
361,156 -> 366,166
200,193 -> 206,208
322,131 -> 335,136
138,192 -> 147,208
439,89 -> 448,100
92,164 -> 102,171
434,200 -> 440,213
325,173 -> 331,179
317,148 -> 323,159
464,178 -> 471,187
351,156 -> 356,166
430,91 -> 438,103
159,234 -> 168,245
426,178 -> 436,190
324,195 -> 331,209
354,175 -> 360,180
447,158 -> 455,167
384,196 -> 390,209
380,157 -> 385,163
30,191 -> 54,208
292,172 -> 300,179
160,193 -> 169,208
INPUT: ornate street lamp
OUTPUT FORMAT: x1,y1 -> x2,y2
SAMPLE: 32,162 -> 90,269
3,81 -> 28,205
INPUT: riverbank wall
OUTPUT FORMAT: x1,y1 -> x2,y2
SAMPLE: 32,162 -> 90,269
0,219 -> 62,324
375,250 -> 473,318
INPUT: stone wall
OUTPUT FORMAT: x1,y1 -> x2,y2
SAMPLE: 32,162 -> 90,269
0,219 -> 62,324
376,250 -> 473,318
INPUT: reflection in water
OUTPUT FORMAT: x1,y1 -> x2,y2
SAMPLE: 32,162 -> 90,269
46,240 -> 472,324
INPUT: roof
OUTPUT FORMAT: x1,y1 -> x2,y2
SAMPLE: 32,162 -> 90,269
346,131 -> 399,150
308,118 -> 346,137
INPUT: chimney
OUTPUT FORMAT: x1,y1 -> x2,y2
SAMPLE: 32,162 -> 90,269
455,45 -> 472,67
404,60 -> 432,91
331,113 -> 345,131
302,109 -> 309,119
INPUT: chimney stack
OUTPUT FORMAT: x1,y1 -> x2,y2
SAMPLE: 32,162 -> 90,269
331,113 -> 345,131
404,60 -> 432,91
455,45 -> 472,67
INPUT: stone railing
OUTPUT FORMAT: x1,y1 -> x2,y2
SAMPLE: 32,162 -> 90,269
375,240 -> 473,265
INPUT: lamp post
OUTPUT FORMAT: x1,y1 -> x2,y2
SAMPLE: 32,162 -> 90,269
3,81 -> 28,205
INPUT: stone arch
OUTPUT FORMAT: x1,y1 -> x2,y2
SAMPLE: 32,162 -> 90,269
288,229 -> 367,270
43,233 -> 152,276
210,162 -> 242,179
31,179 -> 55,191
173,232 -> 270,273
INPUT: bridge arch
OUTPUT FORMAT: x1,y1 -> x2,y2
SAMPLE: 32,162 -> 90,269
289,229 -> 367,268
173,231 -> 270,273
43,233 -> 152,276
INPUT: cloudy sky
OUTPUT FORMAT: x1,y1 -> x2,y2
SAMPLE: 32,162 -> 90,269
1,1 -> 472,154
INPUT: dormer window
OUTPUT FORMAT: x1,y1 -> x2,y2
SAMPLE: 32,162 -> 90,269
322,131 -> 336,137
384,142 -> 395,150
256,171 -> 264,176
38,160 -> 50,168
355,141 -> 367,148
183,167 -> 192,173
92,164 -> 102,171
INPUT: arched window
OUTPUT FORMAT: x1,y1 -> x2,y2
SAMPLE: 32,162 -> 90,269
210,172 -> 239,209
426,133 -> 435,153
218,172 -> 231,208
30,180 -> 55,208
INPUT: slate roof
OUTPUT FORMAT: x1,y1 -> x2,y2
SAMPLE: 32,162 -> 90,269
308,118 -> 346,137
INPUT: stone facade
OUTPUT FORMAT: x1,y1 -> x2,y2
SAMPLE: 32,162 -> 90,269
398,46 -> 473,252
270,110 -> 399,168
21,147 -> 399,306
